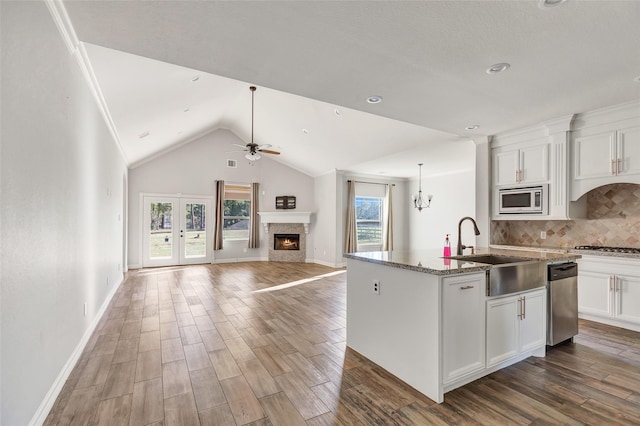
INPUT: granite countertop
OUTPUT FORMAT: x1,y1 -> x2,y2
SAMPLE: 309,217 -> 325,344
491,244 -> 640,260
344,247 -> 581,276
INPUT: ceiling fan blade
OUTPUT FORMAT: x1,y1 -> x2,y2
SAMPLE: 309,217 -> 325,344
260,149 -> 281,155
257,144 -> 272,150
226,150 -> 246,154
231,144 -> 248,149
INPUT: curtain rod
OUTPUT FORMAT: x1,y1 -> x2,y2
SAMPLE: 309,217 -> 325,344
347,180 -> 395,186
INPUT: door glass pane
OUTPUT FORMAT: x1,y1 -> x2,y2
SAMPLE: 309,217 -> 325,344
185,203 -> 206,257
150,202 -> 173,259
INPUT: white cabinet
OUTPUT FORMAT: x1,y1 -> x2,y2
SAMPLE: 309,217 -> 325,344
572,124 -> 640,199
441,273 -> 485,384
493,143 -> 548,186
486,289 -> 546,368
578,256 -> 640,331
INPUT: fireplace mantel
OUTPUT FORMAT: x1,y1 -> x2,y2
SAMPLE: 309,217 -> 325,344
257,211 -> 312,234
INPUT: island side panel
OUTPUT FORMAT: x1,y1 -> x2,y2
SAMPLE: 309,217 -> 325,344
346,259 -> 442,403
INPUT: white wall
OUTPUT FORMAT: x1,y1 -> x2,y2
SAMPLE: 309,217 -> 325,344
1,2 -> 127,424
474,138 -> 491,247
312,170 -> 339,266
408,169 -> 477,251
127,129 -> 316,266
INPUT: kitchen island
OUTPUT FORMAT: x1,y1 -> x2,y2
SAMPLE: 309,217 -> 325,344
344,247 -> 579,403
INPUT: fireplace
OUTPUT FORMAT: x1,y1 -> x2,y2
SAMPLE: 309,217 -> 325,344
274,234 -> 300,251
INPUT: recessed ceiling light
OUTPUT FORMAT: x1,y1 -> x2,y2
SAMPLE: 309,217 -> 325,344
138,131 -> 150,139
302,128 -> 309,134
334,108 -> 342,117
538,0 -> 568,9
465,125 -> 480,131
486,63 -> 511,74
183,108 -> 190,113
367,95 -> 383,104
191,76 -> 200,82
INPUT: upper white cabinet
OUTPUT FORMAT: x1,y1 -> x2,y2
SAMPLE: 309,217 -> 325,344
573,126 -> 640,186
490,117 -> 576,220
571,102 -> 640,200
493,143 -> 548,186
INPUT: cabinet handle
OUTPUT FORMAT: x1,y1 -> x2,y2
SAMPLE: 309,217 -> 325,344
517,297 -> 522,320
615,276 -> 620,292
522,296 -> 526,320
617,158 -> 622,175
611,159 -> 616,175
460,285 -> 474,290
609,276 -> 613,291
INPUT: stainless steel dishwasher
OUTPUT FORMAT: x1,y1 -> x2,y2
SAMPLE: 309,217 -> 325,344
547,262 -> 578,346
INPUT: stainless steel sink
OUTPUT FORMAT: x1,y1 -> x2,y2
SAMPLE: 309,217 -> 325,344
449,254 -> 546,296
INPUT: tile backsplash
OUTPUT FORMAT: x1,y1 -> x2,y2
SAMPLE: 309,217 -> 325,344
492,183 -> 640,249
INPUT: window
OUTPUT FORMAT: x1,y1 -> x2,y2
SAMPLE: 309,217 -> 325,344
355,196 -> 383,247
223,184 -> 251,240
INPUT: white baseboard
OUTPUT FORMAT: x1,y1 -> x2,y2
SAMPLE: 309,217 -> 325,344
213,256 -> 267,264
311,258 -> 346,268
29,274 -> 124,426
128,263 -> 142,269
578,313 -> 640,333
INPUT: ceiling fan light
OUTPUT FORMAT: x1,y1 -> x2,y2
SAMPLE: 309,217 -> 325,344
245,152 -> 261,161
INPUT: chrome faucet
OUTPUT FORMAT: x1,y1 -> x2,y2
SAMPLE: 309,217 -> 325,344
457,216 -> 481,256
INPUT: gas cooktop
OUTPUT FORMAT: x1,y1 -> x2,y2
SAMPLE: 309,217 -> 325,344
574,245 -> 640,254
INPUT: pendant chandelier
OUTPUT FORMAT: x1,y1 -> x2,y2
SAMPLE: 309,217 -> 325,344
413,163 -> 433,211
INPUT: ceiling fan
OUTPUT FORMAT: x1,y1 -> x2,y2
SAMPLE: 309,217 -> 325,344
231,86 -> 281,161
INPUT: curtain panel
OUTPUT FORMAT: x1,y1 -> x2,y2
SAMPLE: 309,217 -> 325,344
213,180 -> 224,250
344,180 -> 357,254
383,184 -> 394,251
248,182 -> 260,249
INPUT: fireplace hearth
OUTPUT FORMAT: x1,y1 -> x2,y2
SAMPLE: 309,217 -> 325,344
274,234 -> 300,251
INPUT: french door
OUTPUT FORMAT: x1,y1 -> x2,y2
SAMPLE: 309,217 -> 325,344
142,195 -> 213,267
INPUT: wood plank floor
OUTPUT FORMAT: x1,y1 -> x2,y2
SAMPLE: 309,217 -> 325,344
45,262 -> 640,425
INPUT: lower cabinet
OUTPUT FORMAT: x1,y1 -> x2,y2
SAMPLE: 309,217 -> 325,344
441,273 -> 486,384
578,256 -> 640,330
486,289 -> 546,368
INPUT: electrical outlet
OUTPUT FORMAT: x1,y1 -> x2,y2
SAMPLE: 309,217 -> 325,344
107,276 -> 110,287
83,303 -> 87,317
540,231 -> 547,240
372,280 -> 381,295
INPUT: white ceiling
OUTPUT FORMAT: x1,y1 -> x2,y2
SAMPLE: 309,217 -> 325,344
63,0 -> 640,178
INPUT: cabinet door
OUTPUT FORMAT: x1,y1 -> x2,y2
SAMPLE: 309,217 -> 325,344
617,126 -> 640,177
577,271 -> 613,318
520,144 -> 548,184
519,290 -> 546,352
615,274 -> 640,325
442,274 -> 486,384
486,296 -> 519,367
573,131 -> 615,180
494,149 -> 519,186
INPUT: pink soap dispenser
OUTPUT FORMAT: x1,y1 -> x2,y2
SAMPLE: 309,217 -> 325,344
443,234 -> 452,257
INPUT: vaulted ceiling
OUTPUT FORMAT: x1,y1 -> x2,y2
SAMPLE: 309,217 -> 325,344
62,0 -> 640,178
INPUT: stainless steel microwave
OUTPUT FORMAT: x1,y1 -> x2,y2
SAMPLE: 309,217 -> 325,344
498,185 -> 548,214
